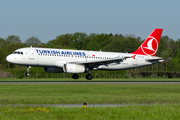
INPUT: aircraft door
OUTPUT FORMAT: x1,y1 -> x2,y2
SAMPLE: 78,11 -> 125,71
29,48 -> 34,60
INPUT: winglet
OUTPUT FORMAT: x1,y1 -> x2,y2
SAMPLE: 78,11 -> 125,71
132,28 -> 163,56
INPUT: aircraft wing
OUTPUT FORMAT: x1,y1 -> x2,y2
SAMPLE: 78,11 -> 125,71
70,56 -> 132,68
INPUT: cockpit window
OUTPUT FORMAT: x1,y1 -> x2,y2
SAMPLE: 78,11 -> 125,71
13,51 -> 23,55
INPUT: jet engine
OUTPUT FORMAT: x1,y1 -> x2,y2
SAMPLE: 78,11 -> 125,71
44,67 -> 64,73
63,63 -> 87,73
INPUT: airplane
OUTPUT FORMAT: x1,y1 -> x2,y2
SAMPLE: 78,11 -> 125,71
6,28 -> 164,80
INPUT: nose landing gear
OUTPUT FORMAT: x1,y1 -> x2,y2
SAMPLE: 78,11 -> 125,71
26,66 -> 31,76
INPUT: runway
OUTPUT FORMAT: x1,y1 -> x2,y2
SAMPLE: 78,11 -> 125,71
0,81 -> 180,84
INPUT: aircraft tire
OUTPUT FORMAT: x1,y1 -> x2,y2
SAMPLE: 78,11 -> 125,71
86,74 -> 93,80
72,74 -> 79,79
26,73 -> 30,76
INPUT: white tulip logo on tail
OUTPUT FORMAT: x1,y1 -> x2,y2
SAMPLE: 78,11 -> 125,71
131,29 -> 163,56
144,39 -> 155,51
141,36 -> 158,55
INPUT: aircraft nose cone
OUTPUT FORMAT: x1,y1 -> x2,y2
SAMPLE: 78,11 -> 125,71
6,55 -> 13,63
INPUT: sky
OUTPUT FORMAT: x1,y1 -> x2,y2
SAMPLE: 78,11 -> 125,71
1,0 -> 180,43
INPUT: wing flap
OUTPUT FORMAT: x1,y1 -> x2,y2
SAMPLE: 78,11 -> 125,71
69,56 -> 132,67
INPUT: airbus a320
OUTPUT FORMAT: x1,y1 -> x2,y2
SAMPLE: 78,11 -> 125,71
6,28 -> 164,80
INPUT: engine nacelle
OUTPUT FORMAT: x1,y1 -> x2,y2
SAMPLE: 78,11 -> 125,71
44,67 -> 64,73
63,64 -> 86,73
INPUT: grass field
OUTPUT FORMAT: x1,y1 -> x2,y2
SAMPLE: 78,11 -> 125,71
0,105 -> 180,120
0,79 -> 180,119
0,83 -> 180,104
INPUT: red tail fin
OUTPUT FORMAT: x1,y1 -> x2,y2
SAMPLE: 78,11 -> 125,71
132,28 -> 163,56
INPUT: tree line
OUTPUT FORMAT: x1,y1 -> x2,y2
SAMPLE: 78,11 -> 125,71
0,32 -> 180,78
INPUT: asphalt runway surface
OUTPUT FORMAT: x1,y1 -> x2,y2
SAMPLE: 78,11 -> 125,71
0,81 -> 180,84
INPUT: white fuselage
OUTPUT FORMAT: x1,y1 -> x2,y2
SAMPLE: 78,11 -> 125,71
6,47 -> 164,71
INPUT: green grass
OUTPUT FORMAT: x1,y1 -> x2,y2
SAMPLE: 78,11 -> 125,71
1,78 -> 180,81
0,81 -> 180,119
0,84 -> 180,104
0,105 -> 180,120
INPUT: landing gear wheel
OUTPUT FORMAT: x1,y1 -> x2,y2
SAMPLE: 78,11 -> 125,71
72,74 -> 79,79
26,66 -> 31,77
26,73 -> 30,76
86,74 -> 93,80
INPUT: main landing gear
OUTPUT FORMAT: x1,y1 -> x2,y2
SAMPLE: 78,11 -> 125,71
26,66 -> 31,76
72,74 -> 79,79
85,74 -> 93,80
72,73 -> 93,80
